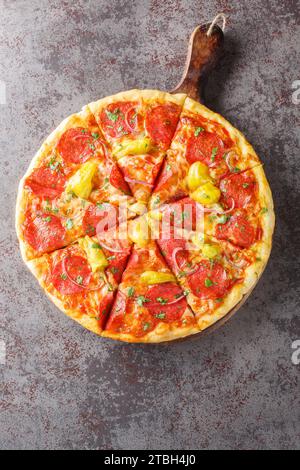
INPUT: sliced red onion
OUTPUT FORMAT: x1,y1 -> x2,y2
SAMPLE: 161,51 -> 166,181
147,293 -> 187,308
196,198 -> 235,215
124,176 -> 154,187
125,107 -> 138,132
171,247 -> 198,277
61,256 -> 105,291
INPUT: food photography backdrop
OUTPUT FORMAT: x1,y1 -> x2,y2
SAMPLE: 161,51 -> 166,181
0,0 -> 299,450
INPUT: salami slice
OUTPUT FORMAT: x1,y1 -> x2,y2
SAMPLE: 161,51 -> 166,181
109,163 -> 131,194
82,204 -> 119,237
146,283 -> 187,321
24,212 -> 66,253
145,103 -> 181,149
57,127 -> 95,164
186,131 -> 224,166
100,102 -> 139,138
220,172 -> 257,209
188,260 -> 232,300
105,291 -> 128,331
25,166 -> 66,200
51,254 -> 92,295
216,212 -> 256,248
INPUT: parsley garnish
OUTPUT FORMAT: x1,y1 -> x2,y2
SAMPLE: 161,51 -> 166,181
127,287 -> 135,298
194,127 -> 204,136
204,278 -> 213,287
156,297 -> 168,305
136,296 -> 150,307
155,313 -> 166,320
60,273 -> 67,280
106,109 -> 120,122
66,219 -> 73,230
76,275 -> 83,285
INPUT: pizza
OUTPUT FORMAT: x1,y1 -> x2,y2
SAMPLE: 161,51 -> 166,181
16,89 -> 275,342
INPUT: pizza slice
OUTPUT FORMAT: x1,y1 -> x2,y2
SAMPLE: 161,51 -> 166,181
27,228 -> 132,335
16,106 -> 139,261
156,223 -> 272,331
103,238 -> 198,343
149,97 -> 261,210
88,89 -> 186,204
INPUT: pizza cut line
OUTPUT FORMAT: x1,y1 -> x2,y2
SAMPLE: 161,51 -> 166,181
16,89 -> 275,343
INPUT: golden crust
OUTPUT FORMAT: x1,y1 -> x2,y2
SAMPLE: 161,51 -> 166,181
88,89 -> 187,115
16,90 -> 275,343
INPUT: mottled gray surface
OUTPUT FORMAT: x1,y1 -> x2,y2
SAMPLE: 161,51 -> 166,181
0,0 -> 299,450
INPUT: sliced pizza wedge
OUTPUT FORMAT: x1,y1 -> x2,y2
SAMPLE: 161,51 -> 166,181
103,239 -> 198,343
88,89 -> 186,204
16,106 -> 138,261
156,223 -> 272,331
27,229 -> 132,335
149,97 -> 261,210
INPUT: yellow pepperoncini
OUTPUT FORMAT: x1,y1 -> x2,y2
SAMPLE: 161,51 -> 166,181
78,236 -> 108,272
128,216 -> 149,248
201,244 -> 221,259
140,271 -> 176,285
112,137 -> 152,158
187,162 -> 212,191
66,161 -> 98,199
191,181 -> 221,205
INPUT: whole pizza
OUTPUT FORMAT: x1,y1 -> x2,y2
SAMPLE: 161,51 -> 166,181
16,90 -> 275,343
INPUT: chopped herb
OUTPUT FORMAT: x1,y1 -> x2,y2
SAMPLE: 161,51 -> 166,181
76,275 -> 83,285
216,298 -> 223,303
44,216 -> 52,223
91,242 -> 101,249
211,147 -> 218,162
96,202 -> 107,210
60,273 -> 67,280
91,132 -> 99,139
242,183 -> 249,188
89,143 -> 96,151
156,297 -> 168,305
143,322 -> 151,331
155,313 -> 166,320
127,287 -> 135,298
111,267 -> 119,274
153,195 -> 160,205
81,129 -> 87,134
217,214 -> 230,225
136,295 -> 150,307
106,109 -> 120,122
66,219 -> 73,230
261,207 -> 268,214
166,164 -> 172,172
194,127 -> 204,136
232,167 -> 240,173
204,278 -> 213,287
107,255 -> 116,261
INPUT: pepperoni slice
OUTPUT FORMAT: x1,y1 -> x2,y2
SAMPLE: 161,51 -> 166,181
157,235 -> 189,274
109,163 -> 131,194
82,204 -> 118,237
186,131 -> 224,166
216,212 -> 256,248
24,212 -> 66,253
100,102 -> 139,138
57,128 -> 96,164
146,283 -> 187,321
105,291 -> 128,331
220,172 -> 257,209
188,260 -> 232,300
25,166 -> 66,200
97,292 -> 115,329
145,103 -> 181,149
51,255 -> 92,295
